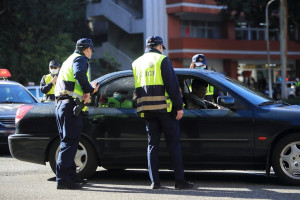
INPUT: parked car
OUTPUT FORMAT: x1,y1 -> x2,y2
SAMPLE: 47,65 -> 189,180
26,86 -> 43,102
8,69 -> 300,185
0,69 -> 38,151
273,81 -> 296,99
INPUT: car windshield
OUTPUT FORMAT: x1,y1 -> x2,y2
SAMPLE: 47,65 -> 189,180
0,84 -> 36,104
213,74 -> 272,106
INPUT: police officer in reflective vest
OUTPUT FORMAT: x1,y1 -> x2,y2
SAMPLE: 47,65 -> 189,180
40,60 -> 60,102
132,36 -> 193,190
54,38 -> 99,190
190,54 -> 217,102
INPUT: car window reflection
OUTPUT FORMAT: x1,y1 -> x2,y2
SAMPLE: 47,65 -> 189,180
97,76 -> 136,108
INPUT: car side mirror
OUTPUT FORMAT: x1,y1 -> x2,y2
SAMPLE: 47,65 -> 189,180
217,96 -> 235,107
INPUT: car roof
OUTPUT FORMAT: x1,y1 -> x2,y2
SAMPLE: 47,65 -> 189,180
25,86 -> 40,89
93,68 -> 223,84
0,80 -> 23,86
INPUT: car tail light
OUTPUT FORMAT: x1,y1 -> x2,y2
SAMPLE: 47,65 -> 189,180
15,105 -> 34,124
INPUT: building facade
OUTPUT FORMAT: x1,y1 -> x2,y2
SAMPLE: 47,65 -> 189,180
87,0 -> 300,90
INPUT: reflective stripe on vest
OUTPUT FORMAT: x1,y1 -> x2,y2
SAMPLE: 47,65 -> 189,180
55,52 -> 90,99
42,74 -> 55,101
132,52 -> 172,113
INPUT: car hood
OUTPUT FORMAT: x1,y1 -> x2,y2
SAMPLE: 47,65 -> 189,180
0,104 -> 24,116
270,104 -> 300,114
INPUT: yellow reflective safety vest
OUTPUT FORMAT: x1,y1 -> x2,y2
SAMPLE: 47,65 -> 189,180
55,52 -> 90,111
132,52 -> 172,113
206,84 -> 214,96
42,74 -> 55,101
99,97 -> 133,108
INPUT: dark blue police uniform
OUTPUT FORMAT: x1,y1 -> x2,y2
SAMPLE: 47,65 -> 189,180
55,38 -> 94,189
132,36 -> 193,189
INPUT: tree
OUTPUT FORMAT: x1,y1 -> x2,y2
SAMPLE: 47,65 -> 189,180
215,0 -> 300,41
0,0 -> 92,84
90,52 -> 121,80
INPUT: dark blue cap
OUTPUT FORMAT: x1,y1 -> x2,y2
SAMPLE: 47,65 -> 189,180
192,54 -> 207,67
146,36 -> 166,50
76,38 -> 95,52
49,60 -> 60,68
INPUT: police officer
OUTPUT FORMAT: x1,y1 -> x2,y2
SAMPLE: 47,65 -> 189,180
54,38 -> 99,190
189,54 -> 219,102
189,54 -> 207,70
132,36 -> 193,190
40,60 -> 60,102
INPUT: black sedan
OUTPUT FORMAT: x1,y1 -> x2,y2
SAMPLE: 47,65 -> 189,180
0,79 -> 38,151
8,69 -> 300,185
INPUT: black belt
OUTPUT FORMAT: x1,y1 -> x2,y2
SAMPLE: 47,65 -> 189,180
58,99 -> 73,103
55,98 -> 74,105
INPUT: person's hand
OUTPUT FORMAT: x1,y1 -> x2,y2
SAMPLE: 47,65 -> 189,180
176,110 -> 184,120
82,93 -> 90,104
51,75 -> 57,84
189,63 -> 196,69
92,82 -> 100,94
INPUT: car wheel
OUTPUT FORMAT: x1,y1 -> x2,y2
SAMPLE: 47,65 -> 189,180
272,133 -> 300,185
49,137 -> 98,179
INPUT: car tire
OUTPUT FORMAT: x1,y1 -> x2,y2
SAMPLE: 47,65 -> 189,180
272,133 -> 300,185
49,137 -> 98,179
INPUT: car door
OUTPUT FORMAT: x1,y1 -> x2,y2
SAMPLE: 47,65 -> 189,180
179,76 -> 255,168
85,76 -> 148,168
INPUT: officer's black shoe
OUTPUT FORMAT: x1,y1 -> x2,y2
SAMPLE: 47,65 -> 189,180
175,181 -> 194,190
57,182 -> 83,190
150,182 -> 161,189
75,178 -> 88,185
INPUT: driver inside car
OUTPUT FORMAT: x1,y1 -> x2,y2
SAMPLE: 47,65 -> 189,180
186,79 -> 220,109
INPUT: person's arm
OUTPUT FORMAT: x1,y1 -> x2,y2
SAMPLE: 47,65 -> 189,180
160,57 -> 183,119
73,57 -> 94,94
73,56 -> 100,104
40,75 -> 53,94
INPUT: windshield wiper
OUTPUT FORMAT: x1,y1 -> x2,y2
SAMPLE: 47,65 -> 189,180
258,100 -> 289,106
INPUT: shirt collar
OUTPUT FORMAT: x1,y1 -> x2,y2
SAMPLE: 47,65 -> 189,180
144,48 -> 162,54
74,50 -> 89,61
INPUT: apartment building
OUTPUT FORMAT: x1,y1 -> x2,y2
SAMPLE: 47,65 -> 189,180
87,0 -> 300,88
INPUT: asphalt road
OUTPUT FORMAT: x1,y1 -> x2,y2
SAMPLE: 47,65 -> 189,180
0,153 -> 300,200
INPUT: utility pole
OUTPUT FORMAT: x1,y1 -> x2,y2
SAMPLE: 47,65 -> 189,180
280,0 -> 288,99
265,0 -> 276,98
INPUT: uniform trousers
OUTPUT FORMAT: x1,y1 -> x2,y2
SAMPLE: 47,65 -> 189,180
144,112 -> 185,183
55,100 -> 83,184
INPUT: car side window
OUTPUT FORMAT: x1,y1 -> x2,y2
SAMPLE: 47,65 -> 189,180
178,75 -> 248,111
96,76 -> 136,108
178,75 -> 224,110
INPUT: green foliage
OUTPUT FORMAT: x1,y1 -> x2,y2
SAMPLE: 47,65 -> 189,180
90,52 -> 121,80
0,0 -> 91,85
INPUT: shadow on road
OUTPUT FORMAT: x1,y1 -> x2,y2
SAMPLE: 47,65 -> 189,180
78,169 -> 300,200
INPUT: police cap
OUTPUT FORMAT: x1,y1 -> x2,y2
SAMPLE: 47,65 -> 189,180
146,36 -> 166,50
192,54 -> 207,67
76,38 -> 95,52
49,60 -> 60,68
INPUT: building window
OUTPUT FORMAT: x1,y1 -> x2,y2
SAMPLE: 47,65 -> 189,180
181,20 -> 221,39
235,22 -> 279,41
